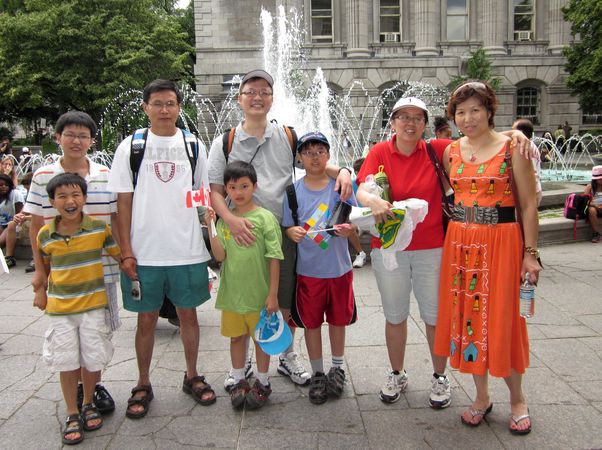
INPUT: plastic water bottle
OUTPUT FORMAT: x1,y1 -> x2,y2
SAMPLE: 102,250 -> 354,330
519,274 -> 535,318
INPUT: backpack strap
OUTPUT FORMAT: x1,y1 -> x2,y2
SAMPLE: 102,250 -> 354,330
221,127 -> 236,163
130,128 -> 149,189
181,129 -> 199,187
285,183 -> 299,226
283,125 -> 298,160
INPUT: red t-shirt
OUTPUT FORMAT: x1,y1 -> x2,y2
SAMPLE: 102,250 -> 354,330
357,135 -> 451,250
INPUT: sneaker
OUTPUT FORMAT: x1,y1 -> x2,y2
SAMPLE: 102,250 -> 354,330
230,379 -> 250,409
167,316 -> 180,327
224,358 -> 253,392
94,384 -> 115,414
326,367 -> 346,397
25,260 -> 35,273
429,374 -> 451,409
4,256 -> 16,268
352,251 -> 366,268
277,351 -> 311,386
379,370 -> 408,403
308,372 -> 328,405
592,232 -> 601,243
245,380 -> 271,410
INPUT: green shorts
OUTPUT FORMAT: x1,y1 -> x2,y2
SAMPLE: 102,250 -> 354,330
121,262 -> 210,313
278,229 -> 296,310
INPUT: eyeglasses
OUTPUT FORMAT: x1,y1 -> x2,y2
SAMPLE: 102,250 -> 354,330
62,133 -> 92,141
453,81 -> 487,96
147,101 -> 179,110
392,114 -> 425,124
301,150 -> 328,158
241,90 -> 273,98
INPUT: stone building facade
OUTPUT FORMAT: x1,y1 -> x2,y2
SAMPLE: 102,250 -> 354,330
194,0 -> 595,137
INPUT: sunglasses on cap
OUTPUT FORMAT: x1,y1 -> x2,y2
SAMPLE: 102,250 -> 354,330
453,81 -> 487,96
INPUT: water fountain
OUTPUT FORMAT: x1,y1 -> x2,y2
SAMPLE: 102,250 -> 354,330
534,134 -> 599,182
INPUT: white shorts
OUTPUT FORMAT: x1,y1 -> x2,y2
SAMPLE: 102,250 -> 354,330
371,247 -> 443,326
43,308 -> 114,373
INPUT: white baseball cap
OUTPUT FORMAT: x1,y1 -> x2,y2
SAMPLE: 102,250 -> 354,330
390,97 -> 429,121
22,147 -> 30,153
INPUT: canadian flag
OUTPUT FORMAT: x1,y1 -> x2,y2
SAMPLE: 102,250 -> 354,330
185,187 -> 211,208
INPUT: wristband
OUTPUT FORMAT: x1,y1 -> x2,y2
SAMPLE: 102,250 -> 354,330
121,256 -> 137,264
338,166 -> 352,176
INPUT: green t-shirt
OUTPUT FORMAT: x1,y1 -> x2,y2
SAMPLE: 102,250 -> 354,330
215,207 -> 284,313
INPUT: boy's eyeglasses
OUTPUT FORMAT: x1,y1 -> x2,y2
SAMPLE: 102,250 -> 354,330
147,101 -> 179,110
241,90 -> 273,98
62,133 -> 92,141
301,150 -> 328,158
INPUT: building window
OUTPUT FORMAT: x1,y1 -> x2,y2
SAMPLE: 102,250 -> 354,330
516,87 -> 540,125
513,0 -> 534,41
380,0 -> 400,43
447,0 -> 468,41
582,110 -> 602,125
311,0 -> 333,43
381,85 -> 406,129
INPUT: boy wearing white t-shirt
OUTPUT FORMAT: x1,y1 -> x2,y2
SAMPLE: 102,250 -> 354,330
108,79 -> 216,419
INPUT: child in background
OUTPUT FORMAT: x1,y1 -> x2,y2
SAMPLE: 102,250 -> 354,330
33,173 -> 120,445
585,165 -> 602,243
4,172 -> 33,271
0,173 -> 24,267
282,132 -> 357,405
205,161 -> 284,410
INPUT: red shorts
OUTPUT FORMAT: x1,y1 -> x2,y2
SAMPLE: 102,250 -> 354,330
290,271 -> 357,329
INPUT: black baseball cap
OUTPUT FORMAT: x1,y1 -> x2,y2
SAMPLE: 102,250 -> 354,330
296,132 -> 330,154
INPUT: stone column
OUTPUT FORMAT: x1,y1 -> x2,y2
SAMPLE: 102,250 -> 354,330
346,0 -> 371,58
482,0 -> 507,55
548,0 -> 570,55
414,0 -> 438,56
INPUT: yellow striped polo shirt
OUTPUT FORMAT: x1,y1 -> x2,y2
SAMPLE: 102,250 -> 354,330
37,214 -> 121,315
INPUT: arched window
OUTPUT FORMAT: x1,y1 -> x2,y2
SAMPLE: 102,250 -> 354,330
516,87 -> 540,125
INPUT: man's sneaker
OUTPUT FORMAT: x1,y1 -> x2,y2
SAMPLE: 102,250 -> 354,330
308,372 -> 328,405
326,367 -> 345,397
429,374 -> 451,409
245,380 -> 271,410
224,358 -> 253,392
352,251 -> 367,268
94,384 -> 115,414
230,379 -> 250,409
25,260 -> 35,273
379,370 -> 408,403
592,232 -> 601,243
277,351 -> 311,386
4,256 -> 16,268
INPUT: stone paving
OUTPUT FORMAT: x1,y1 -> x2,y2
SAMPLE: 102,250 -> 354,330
0,241 -> 601,449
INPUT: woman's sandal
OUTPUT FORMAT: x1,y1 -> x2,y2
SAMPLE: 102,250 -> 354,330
125,385 -> 154,419
509,410 -> 532,435
81,403 -> 103,431
461,403 -> 493,427
182,374 -> 217,406
62,413 -> 84,445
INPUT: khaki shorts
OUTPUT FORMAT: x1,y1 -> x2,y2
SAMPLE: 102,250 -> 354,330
220,310 -> 260,338
43,308 -> 114,373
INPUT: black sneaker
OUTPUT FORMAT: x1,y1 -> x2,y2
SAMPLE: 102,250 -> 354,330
4,256 -> 16,268
326,367 -> 345,397
94,384 -> 115,414
308,372 -> 328,405
592,232 -> 601,243
25,261 -> 35,273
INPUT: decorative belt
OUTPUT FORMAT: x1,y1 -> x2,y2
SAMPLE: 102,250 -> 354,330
450,205 -> 516,225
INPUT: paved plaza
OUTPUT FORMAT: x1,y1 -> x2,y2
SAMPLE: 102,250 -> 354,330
0,241 -> 601,449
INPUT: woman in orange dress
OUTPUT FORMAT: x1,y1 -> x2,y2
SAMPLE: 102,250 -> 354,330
434,81 -> 542,435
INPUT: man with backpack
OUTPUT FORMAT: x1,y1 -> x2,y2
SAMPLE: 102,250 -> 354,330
108,79 -> 216,419
207,69 -> 353,390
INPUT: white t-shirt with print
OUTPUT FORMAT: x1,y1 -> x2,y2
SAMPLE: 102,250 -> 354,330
107,130 -> 211,266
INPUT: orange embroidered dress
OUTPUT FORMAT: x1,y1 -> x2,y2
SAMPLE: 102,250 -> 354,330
434,141 -> 529,377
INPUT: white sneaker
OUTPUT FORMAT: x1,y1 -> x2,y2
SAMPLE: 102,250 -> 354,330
429,374 -> 451,409
277,351 -> 311,386
352,251 -> 366,268
223,358 -> 253,392
379,370 -> 408,403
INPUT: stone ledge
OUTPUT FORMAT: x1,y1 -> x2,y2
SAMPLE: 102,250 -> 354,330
539,217 -> 592,246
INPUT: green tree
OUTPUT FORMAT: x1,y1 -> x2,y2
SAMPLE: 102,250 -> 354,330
449,48 -> 502,91
563,0 -> 602,113
0,0 -> 192,128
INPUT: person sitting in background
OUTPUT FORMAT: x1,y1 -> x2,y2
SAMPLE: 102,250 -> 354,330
585,165 -> 602,243
6,172 -> 34,272
0,173 -> 24,268
1,156 -> 19,188
433,116 -> 452,140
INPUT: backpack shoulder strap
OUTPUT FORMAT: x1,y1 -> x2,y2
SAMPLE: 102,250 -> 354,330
285,183 -> 299,226
221,127 -> 236,163
130,128 -> 149,189
181,129 -> 199,187
283,125 -> 298,159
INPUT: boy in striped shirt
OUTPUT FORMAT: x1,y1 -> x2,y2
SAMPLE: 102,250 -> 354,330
34,173 -> 121,445
24,111 -> 119,414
